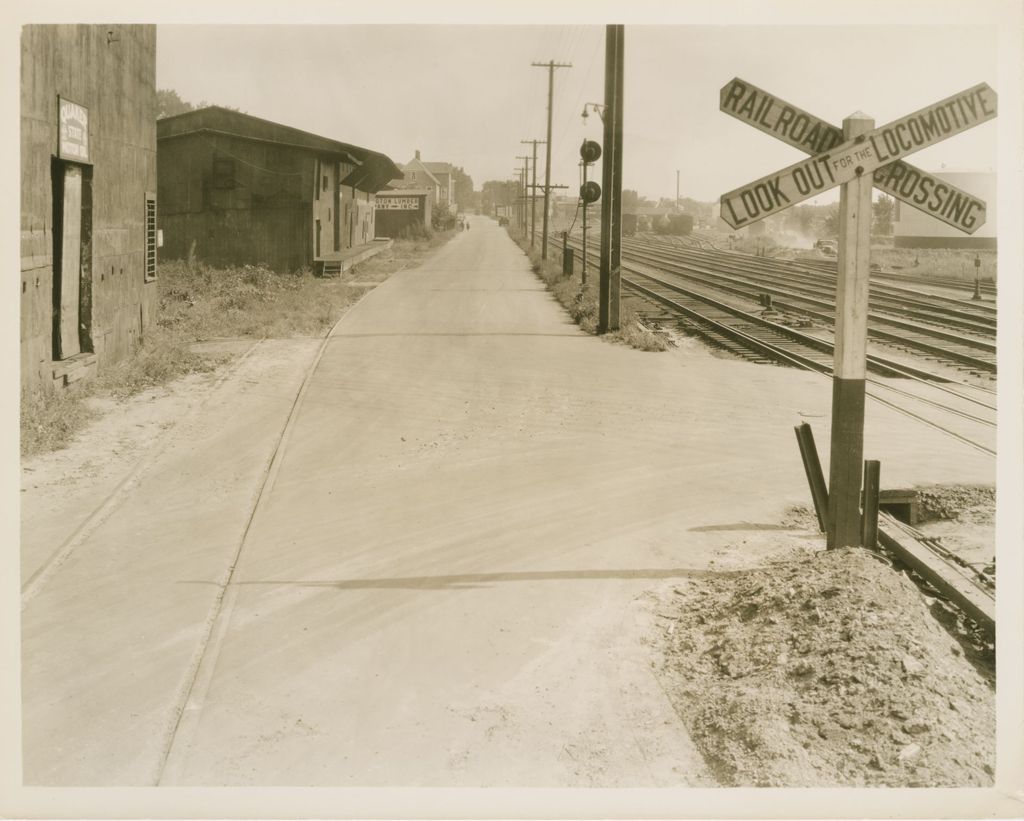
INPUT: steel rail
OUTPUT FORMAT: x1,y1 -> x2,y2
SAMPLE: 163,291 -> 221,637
600,240 -> 998,373
623,271 -> 995,456
623,238 -> 998,337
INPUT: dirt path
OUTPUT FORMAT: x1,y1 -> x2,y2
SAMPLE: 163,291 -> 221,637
20,216 -> 995,788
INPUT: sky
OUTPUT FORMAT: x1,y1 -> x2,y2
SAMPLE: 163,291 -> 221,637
155,21 -> 999,205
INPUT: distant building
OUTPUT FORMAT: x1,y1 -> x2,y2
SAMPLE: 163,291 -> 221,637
374,189 -> 432,238
893,171 -> 996,249
157,108 -> 401,273
21,24 -> 158,396
393,150 -> 458,211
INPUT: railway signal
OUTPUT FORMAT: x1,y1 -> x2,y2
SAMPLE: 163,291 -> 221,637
580,139 -> 601,164
580,181 -> 601,203
579,140 -> 602,285
719,77 -> 990,233
718,80 -> 997,550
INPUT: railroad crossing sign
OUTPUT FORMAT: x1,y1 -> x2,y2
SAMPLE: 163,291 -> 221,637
719,78 -> 989,234
719,81 -> 997,230
716,79 -> 997,552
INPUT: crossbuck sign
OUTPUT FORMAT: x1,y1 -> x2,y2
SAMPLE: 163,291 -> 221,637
719,80 -> 996,230
716,78 -> 997,552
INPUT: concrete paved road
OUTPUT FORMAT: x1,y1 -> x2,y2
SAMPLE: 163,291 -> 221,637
21,216 -> 994,787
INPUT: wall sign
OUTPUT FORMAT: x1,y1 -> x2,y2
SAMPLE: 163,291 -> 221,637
58,97 -> 89,162
375,196 -> 420,211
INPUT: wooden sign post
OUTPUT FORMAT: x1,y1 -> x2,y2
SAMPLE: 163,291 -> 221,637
718,81 -> 997,549
829,112 -> 874,549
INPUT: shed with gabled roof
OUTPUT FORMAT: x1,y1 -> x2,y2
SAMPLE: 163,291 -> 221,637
157,107 -> 401,272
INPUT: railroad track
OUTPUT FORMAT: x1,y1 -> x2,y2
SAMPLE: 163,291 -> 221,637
571,233 -> 996,375
790,252 -> 997,299
629,235 -> 997,332
564,238 -> 995,457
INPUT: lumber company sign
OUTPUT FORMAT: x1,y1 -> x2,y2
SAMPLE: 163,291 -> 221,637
719,81 -> 997,231
375,196 -> 421,210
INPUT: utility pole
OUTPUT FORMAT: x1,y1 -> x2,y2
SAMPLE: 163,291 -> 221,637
676,170 -> 680,210
521,139 -> 545,247
513,167 -> 524,230
516,155 -> 531,232
580,160 -> 588,284
532,59 -> 572,260
598,25 -> 624,333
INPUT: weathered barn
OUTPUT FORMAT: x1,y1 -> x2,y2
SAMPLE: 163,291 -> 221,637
21,24 -> 158,395
374,190 -> 431,238
893,171 -> 996,249
157,108 -> 401,274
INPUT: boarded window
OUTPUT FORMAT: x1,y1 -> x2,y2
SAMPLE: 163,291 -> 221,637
145,194 -> 157,281
212,157 -> 235,189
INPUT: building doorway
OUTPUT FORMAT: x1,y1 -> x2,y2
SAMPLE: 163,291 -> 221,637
52,161 -> 92,360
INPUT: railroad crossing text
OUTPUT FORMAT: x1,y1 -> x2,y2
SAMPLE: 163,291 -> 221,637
867,84 -> 996,165
720,82 -> 997,229
872,161 -> 985,233
720,78 -> 843,155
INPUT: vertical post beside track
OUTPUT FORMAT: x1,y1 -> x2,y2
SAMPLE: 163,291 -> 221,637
827,112 -> 874,549
794,423 -> 829,532
862,459 -> 881,549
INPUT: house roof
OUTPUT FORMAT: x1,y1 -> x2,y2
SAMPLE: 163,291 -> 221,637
157,106 -> 402,193
422,161 -> 454,176
400,159 -> 442,186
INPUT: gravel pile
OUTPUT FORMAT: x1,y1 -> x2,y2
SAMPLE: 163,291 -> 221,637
657,547 -> 994,787
916,484 -> 995,522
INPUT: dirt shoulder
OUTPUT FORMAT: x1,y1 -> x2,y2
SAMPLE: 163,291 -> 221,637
651,509 -> 995,787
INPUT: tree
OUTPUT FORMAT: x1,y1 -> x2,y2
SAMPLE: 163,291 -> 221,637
157,88 -> 194,118
821,205 -> 841,238
452,167 -> 475,212
872,194 -> 895,236
481,180 -> 517,215
157,89 -> 243,119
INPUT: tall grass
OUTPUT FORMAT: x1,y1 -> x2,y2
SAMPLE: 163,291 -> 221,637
21,236 -> 452,458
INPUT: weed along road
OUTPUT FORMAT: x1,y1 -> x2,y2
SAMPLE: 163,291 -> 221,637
21,217 -> 994,787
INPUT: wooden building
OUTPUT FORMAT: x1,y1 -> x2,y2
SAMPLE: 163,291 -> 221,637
157,108 -> 401,274
21,24 -> 158,395
374,190 -> 431,238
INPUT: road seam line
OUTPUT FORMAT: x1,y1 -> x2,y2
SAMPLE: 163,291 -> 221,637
153,321 -> 344,786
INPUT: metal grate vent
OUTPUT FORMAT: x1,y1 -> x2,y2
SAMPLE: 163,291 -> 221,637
145,196 -> 157,280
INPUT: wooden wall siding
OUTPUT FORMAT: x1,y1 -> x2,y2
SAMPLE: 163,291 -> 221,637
157,134 -> 351,271
20,24 -> 157,396
375,202 -> 428,238
158,206 -> 312,273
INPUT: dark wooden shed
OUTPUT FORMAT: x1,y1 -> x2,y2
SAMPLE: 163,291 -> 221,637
157,108 -> 401,273
374,190 -> 431,238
